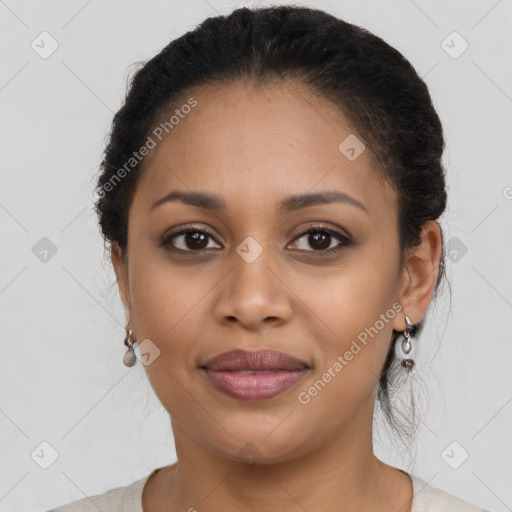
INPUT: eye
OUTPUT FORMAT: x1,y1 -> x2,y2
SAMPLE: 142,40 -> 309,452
288,224 -> 353,254
160,224 -> 222,253
160,223 -> 353,255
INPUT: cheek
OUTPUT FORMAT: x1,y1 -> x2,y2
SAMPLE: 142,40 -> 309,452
303,249 -> 401,380
126,252 -> 227,364
128,263 -> 205,417
293,284 -> 399,433
129,254 -> 206,339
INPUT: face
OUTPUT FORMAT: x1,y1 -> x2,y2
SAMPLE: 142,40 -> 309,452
113,80 -> 431,464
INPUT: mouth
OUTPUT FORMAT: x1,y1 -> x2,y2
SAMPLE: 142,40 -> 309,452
199,349 -> 311,401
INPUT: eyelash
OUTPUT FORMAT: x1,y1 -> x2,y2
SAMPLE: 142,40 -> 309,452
160,223 -> 353,256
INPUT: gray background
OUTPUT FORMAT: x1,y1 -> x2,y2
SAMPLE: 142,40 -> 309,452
0,0 -> 511,510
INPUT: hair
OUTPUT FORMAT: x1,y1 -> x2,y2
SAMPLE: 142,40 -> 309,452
94,4 -> 447,439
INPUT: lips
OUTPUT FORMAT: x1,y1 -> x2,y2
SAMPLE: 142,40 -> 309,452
202,349 -> 309,371
200,349 -> 310,401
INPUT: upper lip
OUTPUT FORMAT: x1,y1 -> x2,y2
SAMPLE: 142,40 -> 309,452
201,349 -> 310,371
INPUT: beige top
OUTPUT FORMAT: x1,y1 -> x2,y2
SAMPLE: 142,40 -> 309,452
49,469 -> 489,511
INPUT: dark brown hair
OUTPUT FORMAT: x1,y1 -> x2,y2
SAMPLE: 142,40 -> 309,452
94,4 -> 447,435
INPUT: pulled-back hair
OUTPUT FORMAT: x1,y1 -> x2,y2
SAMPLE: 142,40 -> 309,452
94,4 -> 447,438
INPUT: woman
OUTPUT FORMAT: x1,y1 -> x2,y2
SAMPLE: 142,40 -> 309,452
51,5 -> 489,511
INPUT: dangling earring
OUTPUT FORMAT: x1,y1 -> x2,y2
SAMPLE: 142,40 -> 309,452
123,329 -> 137,367
397,315 -> 417,372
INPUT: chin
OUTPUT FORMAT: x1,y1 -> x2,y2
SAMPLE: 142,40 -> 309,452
203,422 -> 318,467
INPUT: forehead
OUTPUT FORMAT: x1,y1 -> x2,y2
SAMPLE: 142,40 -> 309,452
132,80 -> 396,218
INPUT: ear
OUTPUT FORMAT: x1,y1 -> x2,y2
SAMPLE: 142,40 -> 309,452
111,242 -> 131,324
393,221 -> 443,331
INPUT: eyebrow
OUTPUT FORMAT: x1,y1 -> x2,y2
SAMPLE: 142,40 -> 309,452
149,189 -> 369,215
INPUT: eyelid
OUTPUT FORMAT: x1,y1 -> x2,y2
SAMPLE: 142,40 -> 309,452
290,222 -> 352,242
161,222 -> 353,254
163,223 -> 221,240
159,223 -> 222,251
287,223 -> 353,253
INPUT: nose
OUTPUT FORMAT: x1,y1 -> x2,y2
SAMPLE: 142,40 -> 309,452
213,243 -> 294,330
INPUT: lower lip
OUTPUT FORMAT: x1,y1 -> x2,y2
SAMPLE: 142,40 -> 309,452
202,368 -> 309,401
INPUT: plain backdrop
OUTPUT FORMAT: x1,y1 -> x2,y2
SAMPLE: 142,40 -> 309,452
0,0 -> 511,511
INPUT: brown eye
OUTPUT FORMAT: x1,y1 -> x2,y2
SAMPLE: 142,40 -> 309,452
307,231 -> 331,250
161,227 -> 222,252
290,225 -> 353,254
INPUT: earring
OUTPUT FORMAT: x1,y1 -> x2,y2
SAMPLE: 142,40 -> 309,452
123,329 -> 137,367
397,315 -> 417,372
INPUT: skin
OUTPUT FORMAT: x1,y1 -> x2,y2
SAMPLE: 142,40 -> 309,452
112,79 -> 442,511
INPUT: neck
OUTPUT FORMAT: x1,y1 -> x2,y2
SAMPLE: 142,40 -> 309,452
145,401 -> 413,511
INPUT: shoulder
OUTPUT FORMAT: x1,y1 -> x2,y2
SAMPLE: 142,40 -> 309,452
410,474 -> 490,512
48,473 -> 151,512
